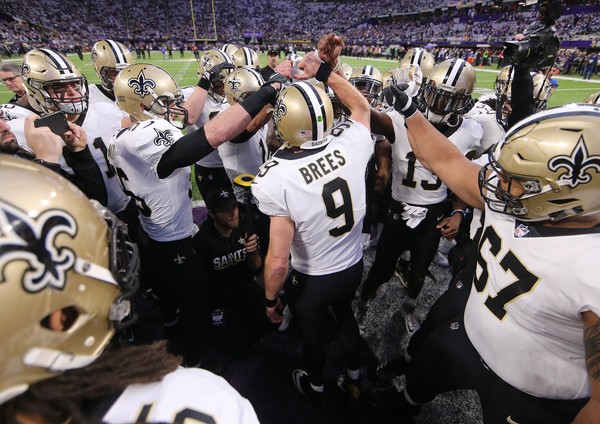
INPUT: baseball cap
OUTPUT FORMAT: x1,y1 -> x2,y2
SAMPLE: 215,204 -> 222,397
205,188 -> 238,212
268,50 -> 278,56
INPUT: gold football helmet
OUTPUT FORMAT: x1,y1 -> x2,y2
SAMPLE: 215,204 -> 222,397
418,58 -> 476,122
585,91 -> 600,105
200,49 -> 234,103
232,47 -> 261,70
495,66 -> 553,128
480,104 -> 600,222
338,62 -> 353,80
0,155 -> 138,404
22,48 -> 89,115
224,67 -> 264,105
349,65 -> 383,106
314,81 -> 345,123
221,43 -> 238,57
400,48 -> 435,79
494,65 -> 515,100
273,82 -> 334,149
92,39 -> 134,91
382,68 -> 401,89
114,64 -> 187,129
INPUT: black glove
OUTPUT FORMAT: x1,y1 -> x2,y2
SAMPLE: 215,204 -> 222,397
262,72 -> 290,90
206,62 -> 235,83
382,84 -> 418,119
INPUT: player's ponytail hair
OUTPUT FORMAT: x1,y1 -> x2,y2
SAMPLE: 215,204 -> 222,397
0,340 -> 181,424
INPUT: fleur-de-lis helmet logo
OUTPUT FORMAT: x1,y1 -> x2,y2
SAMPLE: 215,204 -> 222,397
202,55 -> 213,72
227,77 -> 242,93
128,70 -> 156,98
0,200 -> 77,293
549,135 -> 600,188
274,97 -> 287,123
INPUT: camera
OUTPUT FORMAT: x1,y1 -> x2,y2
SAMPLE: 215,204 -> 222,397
503,0 -> 561,69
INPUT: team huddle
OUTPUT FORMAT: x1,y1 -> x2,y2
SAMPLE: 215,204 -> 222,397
0,32 -> 599,424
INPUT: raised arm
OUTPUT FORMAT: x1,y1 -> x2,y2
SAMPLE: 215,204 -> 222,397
384,85 -> 484,210
295,33 -> 370,130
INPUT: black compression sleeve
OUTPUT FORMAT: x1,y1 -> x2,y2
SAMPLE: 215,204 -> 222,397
240,85 -> 277,118
157,126 -> 214,179
230,129 -> 255,144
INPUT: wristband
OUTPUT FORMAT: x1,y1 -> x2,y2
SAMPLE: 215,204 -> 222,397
450,209 -> 466,218
315,62 -> 333,83
399,96 -> 418,119
197,77 -> 210,91
264,296 -> 278,308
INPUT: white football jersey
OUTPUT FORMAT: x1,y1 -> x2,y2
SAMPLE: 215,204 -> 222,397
465,204 -> 600,399
182,87 -> 229,168
103,367 -> 260,423
1,103 -> 35,121
218,125 -> 269,203
252,119 -> 373,275
464,99 -> 506,159
7,102 -> 131,214
108,119 -> 195,242
388,110 -> 482,205
63,100 -> 131,214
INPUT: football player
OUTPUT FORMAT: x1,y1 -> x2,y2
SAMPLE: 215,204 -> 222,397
399,48 -> 435,81
185,49 -> 236,200
0,155 -> 260,423
252,33 -> 372,404
90,39 -> 134,104
109,63 -> 284,365
585,91 -> 600,104
219,67 -> 273,254
371,86 -> 600,423
362,58 -> 482,336
349,65 -> 389,249
232,46 -> 261,70
18,48 -> 129,216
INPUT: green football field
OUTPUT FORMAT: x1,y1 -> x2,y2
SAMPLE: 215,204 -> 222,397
2,51 -> 600,106
2,51 -> 600,201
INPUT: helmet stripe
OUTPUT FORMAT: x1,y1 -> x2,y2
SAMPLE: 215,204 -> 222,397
39,48 -> 72,75
106,40 -> 127,65
295,82 -> 327,141
413,49 -> 424,66
364,65 -> 373,76
443,59 -> 465,87
243,48 -> 252,65
248,69 -> 263,85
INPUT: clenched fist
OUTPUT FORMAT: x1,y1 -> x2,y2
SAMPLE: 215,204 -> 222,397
316,32 -> 344,68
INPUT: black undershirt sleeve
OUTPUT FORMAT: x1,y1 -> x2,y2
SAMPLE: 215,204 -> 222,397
157,126 -> 214,179
61,146 -> 109,205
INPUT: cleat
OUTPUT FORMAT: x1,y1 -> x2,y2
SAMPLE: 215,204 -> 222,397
401,307 -> 420,337
292,369 -> 324,405
337,374 -> 362,403
278,305 -> 292,332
